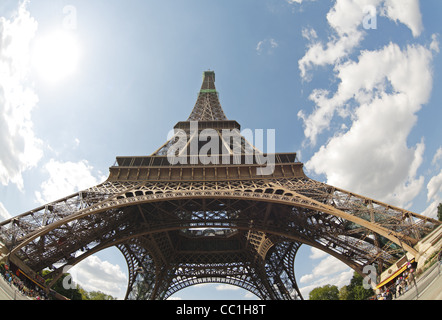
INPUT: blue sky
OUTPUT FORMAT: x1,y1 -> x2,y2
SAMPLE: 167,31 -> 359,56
0,0 -> 441,300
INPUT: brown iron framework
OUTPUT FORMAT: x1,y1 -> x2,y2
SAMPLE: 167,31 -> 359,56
0,71 -> 440,300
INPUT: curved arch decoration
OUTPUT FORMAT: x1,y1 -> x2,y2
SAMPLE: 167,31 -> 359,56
6,178 -> 435,259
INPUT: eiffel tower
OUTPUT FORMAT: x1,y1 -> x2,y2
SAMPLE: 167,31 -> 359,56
0,71 -> 440,300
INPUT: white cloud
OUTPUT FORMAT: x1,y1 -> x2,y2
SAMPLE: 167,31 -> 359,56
423,148 -> 442,219
300,255 -> 350,284
35,159 -> 106,204
299,0 -> 382,80
426,171 -> 442,203
0,202 -> 11,222
0,1 -> 43,190
309,247 -> 328,259
287,0 -> 317,4
297,0 -> 437,210
326,0 -> 381,37
381,0 -> 423,37
430,34 -> 440,53
299,254 -> 353,298
302,41 -> 434,208
432,147 -> 442,166
215,284 -> 240,291
301,28 -> 318,41
256,38 -> 278,55
298,0 -> 426,80
69,255 -> 128,300
421,197 -> 441,220
244,291 -> 256,299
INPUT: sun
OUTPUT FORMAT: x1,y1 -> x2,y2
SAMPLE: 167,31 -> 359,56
32,30 -> 80,83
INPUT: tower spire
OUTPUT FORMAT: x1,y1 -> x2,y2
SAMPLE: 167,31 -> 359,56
187,70 -> 228,121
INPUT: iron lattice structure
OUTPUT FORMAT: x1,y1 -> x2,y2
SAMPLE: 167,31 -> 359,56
0,71 -> 440,300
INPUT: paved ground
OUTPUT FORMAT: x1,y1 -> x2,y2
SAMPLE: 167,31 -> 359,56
396,262 -> 442,300
0,276 -> 32,300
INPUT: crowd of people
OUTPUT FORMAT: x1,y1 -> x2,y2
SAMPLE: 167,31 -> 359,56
377,271 -> 415,300
375,251 -> 442,300
0,264 -> 48,300
375,262 -> 416,300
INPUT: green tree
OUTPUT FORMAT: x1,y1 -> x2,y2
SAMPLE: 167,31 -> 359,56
438,203 -> 442,221
42,270 -> 117,300
42,270 -> 83,300
338,285 -> 350,300
345,272 -> 374,300
309,284 -> 339,300
84,290 -> 117,300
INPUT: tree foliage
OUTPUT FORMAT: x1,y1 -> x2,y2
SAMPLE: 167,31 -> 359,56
42,270 -> 117,300
345,272 -> 374,300
80,289 -> 117,300
309,272 -> 374,300
309,284 -> 339,300
42,270 -> 83,300
438,203 -> 442,222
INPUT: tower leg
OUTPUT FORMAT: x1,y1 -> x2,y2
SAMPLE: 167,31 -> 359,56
118,239 -> 160,300
265,241 -> 303,300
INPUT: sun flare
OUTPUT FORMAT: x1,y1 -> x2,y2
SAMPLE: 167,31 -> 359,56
32,31 -> 80,83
